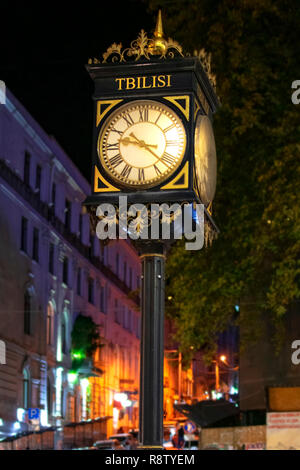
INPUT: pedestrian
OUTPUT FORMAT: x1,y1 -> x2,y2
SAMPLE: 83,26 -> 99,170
178,425 -> 185,449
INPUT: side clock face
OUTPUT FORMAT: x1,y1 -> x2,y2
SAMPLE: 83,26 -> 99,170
194,114 -> 217,205
98,100 -> 186,189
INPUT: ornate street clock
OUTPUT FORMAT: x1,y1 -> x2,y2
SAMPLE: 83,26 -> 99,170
83,12 -> 221,449
84,12 -> 220,235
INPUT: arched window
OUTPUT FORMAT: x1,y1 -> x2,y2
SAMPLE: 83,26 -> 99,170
61,317 -> 66,355
23,368 -> 30,409
46,302 -> 55,346
61,311 -> 68,356
24,290 -> 32,335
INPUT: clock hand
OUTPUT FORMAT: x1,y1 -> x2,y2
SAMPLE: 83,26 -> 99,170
129,133 -> 162,159
120,136 -> 157,148
127,132 -> 173,168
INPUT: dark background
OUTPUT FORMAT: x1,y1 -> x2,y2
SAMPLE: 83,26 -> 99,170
1,2 -> 155,179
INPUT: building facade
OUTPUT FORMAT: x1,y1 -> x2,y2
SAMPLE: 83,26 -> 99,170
0,89 -> 141,438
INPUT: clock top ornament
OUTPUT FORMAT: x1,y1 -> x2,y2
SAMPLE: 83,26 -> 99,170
88,10 -> 216,90
84,10 -> 220,240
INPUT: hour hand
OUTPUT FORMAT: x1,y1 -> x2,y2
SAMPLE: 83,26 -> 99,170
129,133 -> 157,149
120,136 -> 134,146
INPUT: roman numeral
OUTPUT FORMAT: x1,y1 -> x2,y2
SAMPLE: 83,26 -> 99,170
154,111 -> 162,125
166,140 -> 178,147
139,107 -> 149,122
164,123 -> 176,133
154,165 -> 162,176
138,168 -> 145,182
109,153 -> 123,168
161,152 -> 177,166
111,127 -> 123,136
122,113 -> 134,127
106,142 -> 119,151
120,164 -> 132,179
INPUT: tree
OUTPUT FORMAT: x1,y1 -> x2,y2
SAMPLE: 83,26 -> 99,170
71,314 -> 102,371
147,0 -> 300,361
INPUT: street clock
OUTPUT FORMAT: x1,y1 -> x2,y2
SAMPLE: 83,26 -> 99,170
84,13 -> 219,213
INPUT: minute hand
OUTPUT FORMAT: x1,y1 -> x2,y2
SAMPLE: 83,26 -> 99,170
129,132 -> 163,161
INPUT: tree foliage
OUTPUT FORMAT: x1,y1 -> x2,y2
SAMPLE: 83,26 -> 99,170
71,314 -> 102,370
147,0 -> 300,360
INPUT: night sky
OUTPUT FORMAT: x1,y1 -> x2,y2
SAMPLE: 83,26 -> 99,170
1,2 -> 155,180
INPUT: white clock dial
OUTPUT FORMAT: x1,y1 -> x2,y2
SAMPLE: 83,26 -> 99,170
98,100 -> 186,189
194,114 -> 217,204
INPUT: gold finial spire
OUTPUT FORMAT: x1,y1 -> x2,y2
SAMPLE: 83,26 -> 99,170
150,10 -> 166,54
154,9 -> 164,39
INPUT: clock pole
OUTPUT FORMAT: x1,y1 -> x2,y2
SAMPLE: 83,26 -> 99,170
138,240 -> 166,447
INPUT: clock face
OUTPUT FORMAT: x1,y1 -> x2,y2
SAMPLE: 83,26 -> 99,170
98,100 -> 186,189
194,114 -> 217,205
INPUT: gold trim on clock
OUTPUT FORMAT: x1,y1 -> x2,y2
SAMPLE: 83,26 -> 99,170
163,95 -> 190,121
194,99 -> 201,122
96,99 -> 123,127
94,165 -> 120,192
97,99 -> 187,190
161,161 -> 189,190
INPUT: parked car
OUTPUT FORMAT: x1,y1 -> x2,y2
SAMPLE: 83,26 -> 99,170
108,433 -> 131,446
93,439 -> 115,450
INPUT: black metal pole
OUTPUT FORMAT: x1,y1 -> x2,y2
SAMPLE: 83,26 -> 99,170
139,242 -> 165,447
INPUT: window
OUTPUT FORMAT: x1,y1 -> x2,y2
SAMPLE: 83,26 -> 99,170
61,315 -> 67,355
24,151 -> 31,185
103,245 -> 108,266
122,306 -> 127,328
88,277 -> 94,304
77,268 -> 82,296
116,253 -> 119,276
21,217 -> 28,252
136,275 -> 140,289
128,309 -> 132,332
46,303 -> 54,346
129,267 -> 133,289
119,305 -> 124,326
100,285 -> 106,313
114,299 -> 119,323
51,183 -> 56,212
65,199 -> 71,230
23,368 -> 30,409
79,213 -> 83,241
123,261 -> 127,284
47,377 -> 53,417
35,165 -> 41,195
62,257 -> 69,285
89,233 -> 94,258
49,243 -> 54,274
32,227 -> 39,262
24,290 -> 31,335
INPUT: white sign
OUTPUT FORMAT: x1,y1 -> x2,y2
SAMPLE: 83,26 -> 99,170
267,412 -> 300,450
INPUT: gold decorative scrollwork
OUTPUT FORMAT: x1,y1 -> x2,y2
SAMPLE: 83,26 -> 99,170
194,48 -> 217,91
94,29 -> 184,64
